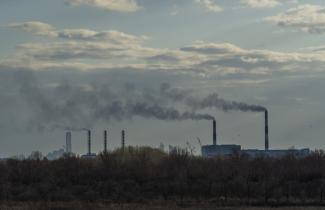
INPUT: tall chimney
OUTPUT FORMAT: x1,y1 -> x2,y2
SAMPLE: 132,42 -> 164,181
121,130 -> 125,151
104,130 -> 108,153
88,130 -> 91,155
66,131 -> 72,154
265,110 -> 269,150
213,120 -> 217,145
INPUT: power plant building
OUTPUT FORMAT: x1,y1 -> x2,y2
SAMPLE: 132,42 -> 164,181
201,145 -> 310,158
241,148 -> 310,158
202,144 -> 241,157
202,111 -> 311,158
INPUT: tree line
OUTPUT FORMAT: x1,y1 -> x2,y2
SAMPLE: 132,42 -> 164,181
1,147 -> 325,206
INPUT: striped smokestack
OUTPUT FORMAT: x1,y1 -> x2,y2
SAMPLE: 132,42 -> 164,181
66,131 -> 72,154
88,130 -> 91,155
104,130 -> 108,153
265,110 -> 269,150
213,120 -> 217,145
121,130 -> 125,151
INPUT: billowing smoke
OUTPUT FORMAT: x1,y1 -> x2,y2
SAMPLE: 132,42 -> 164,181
16,73 -> 215,130
160,83 -> 266,112
16,73 -> 265,131
187,93 -> 266,112
97,102 -> 215,121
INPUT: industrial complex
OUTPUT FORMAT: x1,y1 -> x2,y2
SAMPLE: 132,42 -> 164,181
61,129 -> 126,159
52,109 -> 310,159
201,110 -> 310,158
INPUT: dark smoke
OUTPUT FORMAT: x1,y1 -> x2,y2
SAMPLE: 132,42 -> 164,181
159,83 -> 266,112
97,102 -> 215,121
188,93 -> 267,112
16,74 -> 215,130
16,73 -> 264,131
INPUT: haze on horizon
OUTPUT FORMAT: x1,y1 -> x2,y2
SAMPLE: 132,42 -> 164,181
0,0 -> 325,157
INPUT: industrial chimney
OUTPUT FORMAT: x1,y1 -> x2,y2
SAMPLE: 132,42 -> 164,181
87,130 -> 91,155
104,130 -> 108,153
121,130 -> 125,151
213,120 -> 217,145
66,131 -> 72,154
265,110 -> 269,150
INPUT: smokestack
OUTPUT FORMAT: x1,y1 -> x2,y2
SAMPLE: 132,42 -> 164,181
66,131 -> 72,154
104,130 -> 108,153
265,110 -> 269,150
88,130 -> 91,155
213,120 -> 217,145
121,130 -> 125,151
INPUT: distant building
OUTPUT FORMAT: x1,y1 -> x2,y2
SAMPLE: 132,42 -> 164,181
201,145 -> 310,158
241,148 -> 310,158
202,144 -> 241,157
201,113 -> 311,158
81,153 -> 97,159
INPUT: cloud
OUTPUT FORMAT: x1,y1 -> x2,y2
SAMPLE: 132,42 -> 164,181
169,5 -> 180,16
240,0 -> 297,9
66,0 -> 140,12
181,41 -> 325,65
171,41 -> 325,75
265,4 -> 325,33
195,0 -> 223,13
7,21 -> 57,37
241,0 -> 280,8
8,21 -> 148,45
57,29 -> 148,46
5,21 -> 325,81
5,39 -> 325,79
181,42 -> 245,54
301,45 -> 325,52
16,41 -> 161,61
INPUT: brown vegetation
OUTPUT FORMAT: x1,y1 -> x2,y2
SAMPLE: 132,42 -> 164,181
1,147 -> 325,207
1,203 -> 325,210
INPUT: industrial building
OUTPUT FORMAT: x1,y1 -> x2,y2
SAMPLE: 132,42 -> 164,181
60,109 -> 310,159
241,149 -> 310,158
202,144 -> 241,157
202,110 -> 311,158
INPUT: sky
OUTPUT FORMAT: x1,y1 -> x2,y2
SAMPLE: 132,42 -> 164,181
1,0 -> 325,157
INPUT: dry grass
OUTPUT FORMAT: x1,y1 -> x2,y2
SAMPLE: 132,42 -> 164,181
2,204 -> 325,210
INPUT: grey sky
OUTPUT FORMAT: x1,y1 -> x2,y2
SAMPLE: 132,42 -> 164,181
1,0 -> 325,157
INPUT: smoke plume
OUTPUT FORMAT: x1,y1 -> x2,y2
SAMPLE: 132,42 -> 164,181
159,83 -> 266,112
187,93 -> 266,112
16,73 -> 265,131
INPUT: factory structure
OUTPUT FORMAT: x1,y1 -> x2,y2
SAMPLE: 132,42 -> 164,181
55,109 -> 310,159
81,130 -> 97,158
61,129 -> 127,159
65,132 -> 72,154
201,110 -> 310,158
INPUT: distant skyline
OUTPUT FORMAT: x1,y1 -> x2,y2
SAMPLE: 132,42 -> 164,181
1,0 -> 325,157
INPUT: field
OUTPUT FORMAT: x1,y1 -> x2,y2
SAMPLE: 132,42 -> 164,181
1,203 -> 325,210
3,148 -> 325,208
